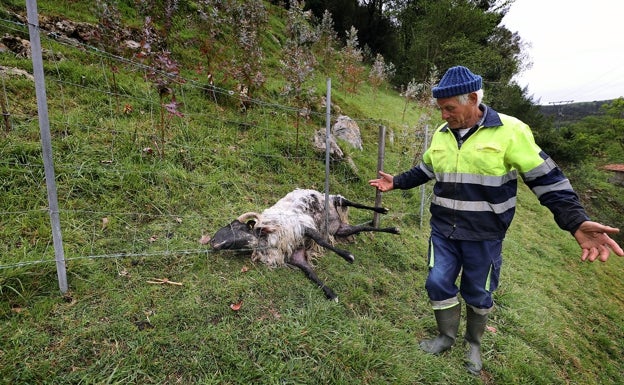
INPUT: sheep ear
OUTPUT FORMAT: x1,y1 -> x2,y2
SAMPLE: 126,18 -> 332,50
259,225 -> 277,234
245,220 -> 256,229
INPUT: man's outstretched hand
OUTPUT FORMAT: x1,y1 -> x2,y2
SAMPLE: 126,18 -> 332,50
574,221 -> 624,262
369,171 -> 395,192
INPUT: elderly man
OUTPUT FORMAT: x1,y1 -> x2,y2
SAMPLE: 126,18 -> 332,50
369,65 -> 623,375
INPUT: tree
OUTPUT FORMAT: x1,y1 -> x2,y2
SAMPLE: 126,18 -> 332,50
280,0 -> 319,152
196,0 -> 229,81
305,0 -> 397,61
134,0 -> 181,42
304,0 -> 360,41
390,1 -> 515,83
400,78 -> 419,122
314,9 -> 339,73
357,0 -> 398,60
137,16 -> 185,157
533,98 -> 624,165
602,98 -> 624,153
399,66 -> 437,122
339,26 -> 365,93
369,53 -> 395,98
228,0 -> 268,104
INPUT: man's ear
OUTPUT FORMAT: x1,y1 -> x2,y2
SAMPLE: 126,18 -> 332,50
469,92 -> 479,105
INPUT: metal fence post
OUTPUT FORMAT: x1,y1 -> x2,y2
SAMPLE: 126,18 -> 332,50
26,0 -> 68,293
324,78 -> 331,239
373,125 -> 386,227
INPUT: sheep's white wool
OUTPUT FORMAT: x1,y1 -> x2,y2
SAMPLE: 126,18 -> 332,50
251,189 -> 343,267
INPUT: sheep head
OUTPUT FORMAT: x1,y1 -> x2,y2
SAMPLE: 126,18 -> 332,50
209,212 -> 262,251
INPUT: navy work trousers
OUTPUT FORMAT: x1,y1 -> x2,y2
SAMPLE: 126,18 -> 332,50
425,229 -> 503,310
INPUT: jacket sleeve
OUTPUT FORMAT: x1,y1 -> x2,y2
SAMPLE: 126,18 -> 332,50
393,162 -> 434,190
523,155 -> 590,234
507,123 -> 590,234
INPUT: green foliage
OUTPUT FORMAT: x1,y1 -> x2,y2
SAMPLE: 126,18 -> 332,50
601,97 -> 624,153
313,9 -> 339,74
532,98 -> 624,245
392,0 -> 503,82
280,0 -> 318,109
228,0 -> 269,96
535,98 -> 624,164
368,53 -> 395,97
384,0 -> 536,124
563,162 -> 624,245
339,26 -> 365,93
486,82 -> 548,130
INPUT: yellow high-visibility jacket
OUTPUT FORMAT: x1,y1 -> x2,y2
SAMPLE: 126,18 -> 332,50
393,105 -> 589,241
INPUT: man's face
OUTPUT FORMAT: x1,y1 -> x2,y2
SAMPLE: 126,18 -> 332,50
436,94 -> 476,129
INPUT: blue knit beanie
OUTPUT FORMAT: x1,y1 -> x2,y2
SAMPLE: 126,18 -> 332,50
432,66 -> 482,99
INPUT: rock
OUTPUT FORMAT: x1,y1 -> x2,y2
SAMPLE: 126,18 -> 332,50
313,129 -> 344,159
332,115 -> 363,150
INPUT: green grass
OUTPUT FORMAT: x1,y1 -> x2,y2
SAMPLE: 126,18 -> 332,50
1,2 -> 623,384
2,201 -> 623,384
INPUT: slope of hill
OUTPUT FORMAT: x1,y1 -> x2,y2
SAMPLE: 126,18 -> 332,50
0,2 -> 622,384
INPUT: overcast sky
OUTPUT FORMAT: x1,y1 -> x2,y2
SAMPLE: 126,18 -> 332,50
501,0 -> 624,104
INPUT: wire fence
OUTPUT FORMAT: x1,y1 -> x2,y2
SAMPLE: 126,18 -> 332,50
0,9 -> 432,290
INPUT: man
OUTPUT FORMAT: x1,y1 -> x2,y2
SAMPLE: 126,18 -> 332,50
368,66 -> 623,375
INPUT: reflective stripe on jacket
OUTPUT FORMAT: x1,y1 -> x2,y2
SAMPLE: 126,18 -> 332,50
393,105 -> 589,241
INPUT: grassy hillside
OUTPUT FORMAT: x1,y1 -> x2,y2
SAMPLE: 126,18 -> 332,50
1,1 -> 623,384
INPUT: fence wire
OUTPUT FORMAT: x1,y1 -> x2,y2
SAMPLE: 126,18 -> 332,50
0,14 -> 432,278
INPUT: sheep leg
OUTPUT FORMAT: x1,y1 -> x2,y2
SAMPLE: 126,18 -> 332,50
288,248 -> 338,301
303,227 -> 355,264
335,196 -> 389,214
334,222 -> 400,237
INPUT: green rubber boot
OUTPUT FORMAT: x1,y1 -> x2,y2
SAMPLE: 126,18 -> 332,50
465,306 -> 488,375
419,304 -> 461,354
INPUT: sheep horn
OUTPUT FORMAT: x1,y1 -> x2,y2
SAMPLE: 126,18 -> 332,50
237,212 -> 261,223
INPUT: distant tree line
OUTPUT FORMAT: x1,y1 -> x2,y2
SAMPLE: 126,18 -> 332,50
534,98 -> 624,165
271,0 -> 543,129
540,100 -> 614,125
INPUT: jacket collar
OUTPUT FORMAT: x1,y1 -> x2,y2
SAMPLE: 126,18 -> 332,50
440,104 -> 503,132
